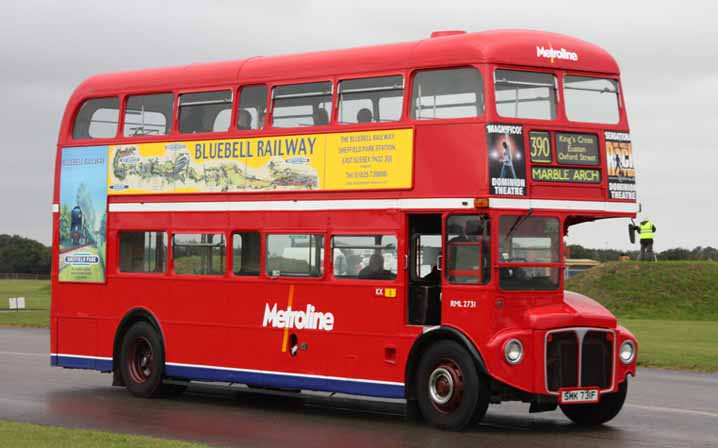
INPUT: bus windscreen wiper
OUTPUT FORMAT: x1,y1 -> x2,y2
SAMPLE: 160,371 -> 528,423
504,208 -> 533,240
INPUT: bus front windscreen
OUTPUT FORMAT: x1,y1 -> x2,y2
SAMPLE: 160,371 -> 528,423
499,216 -> 561,290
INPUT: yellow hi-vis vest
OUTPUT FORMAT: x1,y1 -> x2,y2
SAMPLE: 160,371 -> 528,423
640,221 -> 654,240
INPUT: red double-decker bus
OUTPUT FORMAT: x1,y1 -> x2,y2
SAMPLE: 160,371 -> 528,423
51,30 -> 638,430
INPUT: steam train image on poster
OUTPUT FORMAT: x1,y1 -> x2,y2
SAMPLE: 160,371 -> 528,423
70,206 -> 85,245
69,205 -> 97,247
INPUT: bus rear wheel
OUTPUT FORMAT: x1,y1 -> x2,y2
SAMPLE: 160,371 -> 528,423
119,321 -> 165,398
416,340 -> 488,430
560,379 -> 628,426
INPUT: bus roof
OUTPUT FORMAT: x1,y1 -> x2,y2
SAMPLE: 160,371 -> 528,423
72,29 -> 619,98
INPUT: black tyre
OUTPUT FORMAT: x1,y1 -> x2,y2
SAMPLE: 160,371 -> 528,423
560,379 -> 628,426
119,321 -> 165,398
416,340 -> 489,430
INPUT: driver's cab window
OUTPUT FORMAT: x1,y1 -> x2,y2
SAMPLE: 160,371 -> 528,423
446,215 -> 490,284
498,215 -> 561,290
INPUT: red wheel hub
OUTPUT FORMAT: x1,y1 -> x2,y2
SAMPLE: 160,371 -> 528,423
128,336 -> 154,384
428,359 -> 465,414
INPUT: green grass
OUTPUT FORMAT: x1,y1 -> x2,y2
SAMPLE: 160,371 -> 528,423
566,261 -> 718,320
621,319 -> 718,372
0,420 -> 208,447
567,261 -> 718,372
0,279 -> 50,327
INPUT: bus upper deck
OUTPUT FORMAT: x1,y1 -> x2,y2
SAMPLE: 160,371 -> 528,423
55,29 -> 636,221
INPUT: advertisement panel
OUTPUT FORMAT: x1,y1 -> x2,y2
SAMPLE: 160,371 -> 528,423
487,124 -> 526,196
605,131 -> 636,200
107,129 -> 413,195
58,146 -> 108,283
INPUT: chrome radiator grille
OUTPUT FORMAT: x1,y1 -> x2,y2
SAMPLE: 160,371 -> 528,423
546,328 -> 614,393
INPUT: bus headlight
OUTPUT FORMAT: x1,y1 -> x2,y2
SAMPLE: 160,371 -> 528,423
619,340 -> 636,364
504,339 -> 524,365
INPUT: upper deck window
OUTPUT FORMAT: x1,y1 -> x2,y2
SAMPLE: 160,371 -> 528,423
564,76 -> 620,124
178,90 -> 232,134
237,85 -> 267,130
338,76 -> 403,124
123,93 -> 173,137
72,97 -> 120,139
495,70 -> 557,120
411,68 -> 485,120
272,82 -> 332,128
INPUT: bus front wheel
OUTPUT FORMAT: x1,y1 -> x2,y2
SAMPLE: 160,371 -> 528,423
416,340 -> 489,430
560,379 -> 628,426
119,321 -> 165,398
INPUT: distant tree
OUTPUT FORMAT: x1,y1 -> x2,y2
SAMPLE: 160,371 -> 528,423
659,248 -> 692,260
0,234 -> 51,274
701,246 -> 718,260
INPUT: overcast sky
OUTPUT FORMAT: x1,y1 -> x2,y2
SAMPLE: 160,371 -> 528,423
1,1 -> 716,251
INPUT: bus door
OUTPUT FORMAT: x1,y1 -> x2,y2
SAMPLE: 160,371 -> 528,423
407,214 -> 442,325
441,214 -> 492,326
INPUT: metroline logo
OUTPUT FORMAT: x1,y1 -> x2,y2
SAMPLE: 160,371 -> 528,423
262,303 -> 335,331
536,45 -> 579,63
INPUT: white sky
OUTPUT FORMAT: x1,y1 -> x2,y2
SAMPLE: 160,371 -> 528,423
1,1 -> 716,251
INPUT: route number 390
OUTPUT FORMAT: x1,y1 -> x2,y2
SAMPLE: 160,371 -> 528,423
529,131 -> 552,163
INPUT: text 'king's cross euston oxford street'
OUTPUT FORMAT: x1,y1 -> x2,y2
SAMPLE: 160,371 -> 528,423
51,29 -> 638,431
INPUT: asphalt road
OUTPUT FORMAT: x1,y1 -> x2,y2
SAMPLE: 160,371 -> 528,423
1,327 -> 716,447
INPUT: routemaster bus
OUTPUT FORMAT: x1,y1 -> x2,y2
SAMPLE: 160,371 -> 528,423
52,29 -> 639,430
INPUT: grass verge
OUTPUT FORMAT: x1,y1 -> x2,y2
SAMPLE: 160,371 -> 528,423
621,319 -> 718,372
0,280 -> 50,327
0,420 -> 208,447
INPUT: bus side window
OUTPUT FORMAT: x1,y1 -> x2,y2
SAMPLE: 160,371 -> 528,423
123,93 -> 174,137
271,82 -> 332,128
72,97 -> 120,139
178,90 -> 233,134
232,232 -> 261,276
237,85 -> 268,130
173,233 -> 226,275
119,231 -> 167,273
411,67 -> 485,120
266,234 -> 324,277
337,76 -> 404,124
331,235 -> 397,280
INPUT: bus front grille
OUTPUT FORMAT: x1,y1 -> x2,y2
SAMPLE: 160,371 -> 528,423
546,329 -> 613,393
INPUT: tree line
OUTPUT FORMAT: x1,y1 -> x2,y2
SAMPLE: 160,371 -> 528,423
0,234 -> 51,274
568,244 -> 718,262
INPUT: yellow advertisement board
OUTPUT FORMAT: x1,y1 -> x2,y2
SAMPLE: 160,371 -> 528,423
108,129 -> 413,195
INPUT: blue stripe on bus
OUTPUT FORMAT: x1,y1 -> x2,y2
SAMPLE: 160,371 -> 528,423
51,355 -> 405,398
51,354 -> 113,372
164,364 -> 405,398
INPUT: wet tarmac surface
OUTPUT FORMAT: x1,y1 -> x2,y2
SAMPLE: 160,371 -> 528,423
1,327 -> 717,447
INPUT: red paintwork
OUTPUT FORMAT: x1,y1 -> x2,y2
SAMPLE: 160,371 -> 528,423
51,30 -> 638,400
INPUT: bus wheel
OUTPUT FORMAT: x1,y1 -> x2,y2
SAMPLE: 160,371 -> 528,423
416,340 -> 488,430
119,321 -> 165,398
560,379 -> 628,426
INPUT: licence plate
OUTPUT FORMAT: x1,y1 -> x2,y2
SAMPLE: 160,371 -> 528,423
559,388 -> 599,404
